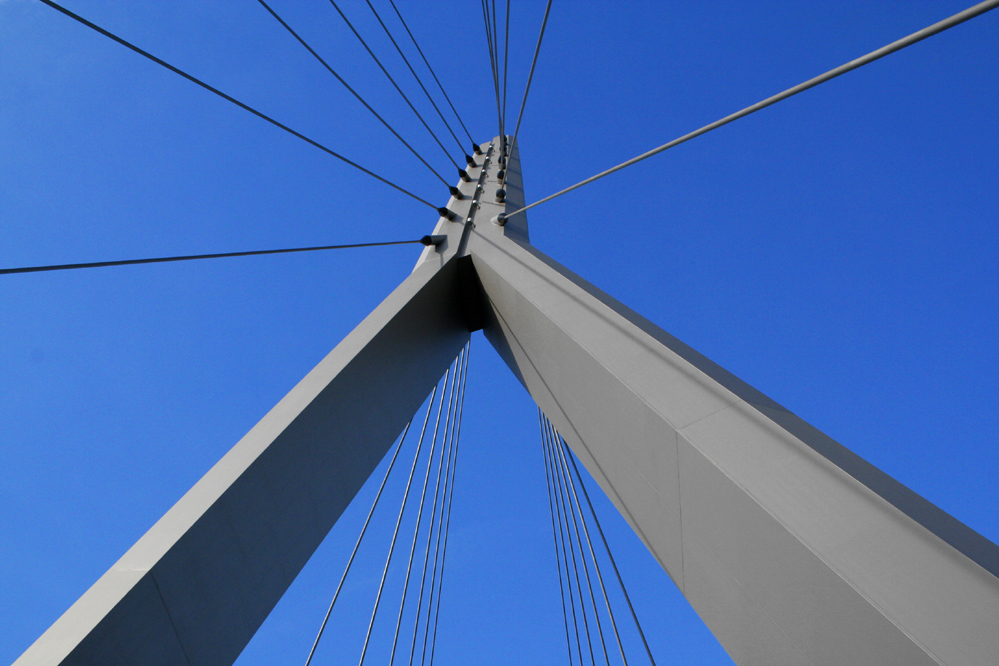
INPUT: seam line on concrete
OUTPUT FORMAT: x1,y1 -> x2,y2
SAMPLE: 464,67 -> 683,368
675,430 -> 685,594
484,290 -> 664,567
150,573 -> 194,666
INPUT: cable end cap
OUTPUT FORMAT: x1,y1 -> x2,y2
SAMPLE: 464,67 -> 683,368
448,186 -> 464,200
421,235 -> 447,247
491,214 -> 507,227
472,143 -> 484,155
437,207 -> 459,222
465,154 -> 476,167
495,188 -> 506,203
458,168 -> 472,183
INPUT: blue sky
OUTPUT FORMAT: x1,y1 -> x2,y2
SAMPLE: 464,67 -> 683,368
1,1 -> 997,664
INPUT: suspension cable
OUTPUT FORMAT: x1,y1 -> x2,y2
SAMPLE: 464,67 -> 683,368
256,0 -> 448,186
552,423 -> 627,666
386,0 -> 476,145
539,409 -> 576,666
414,343 -> 467,666
492,1 -> 503,146
36,0 -> 437,211
501,0 -> 511,154
357,369 -> 449,666
502,0 -> 553,187
387,353 -> 460,665
481,0 -> 502,144
0,238 -> 436,276
545,416 -> 595,666
362,0 -> 467,157
565,437 -> 658,666
303,420 -> 412,666
326,0 -> 460,171
503,0 -> 999,220
426,341 -> 470,666
548,418 -> 609,666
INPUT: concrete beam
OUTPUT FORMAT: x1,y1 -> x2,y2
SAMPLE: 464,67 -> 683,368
465,205 -> 999,665
15,257 -> 470,666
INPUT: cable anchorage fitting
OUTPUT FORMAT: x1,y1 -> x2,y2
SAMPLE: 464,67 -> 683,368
420,235 -> 447,247
437,207 -> 460,222
458,168 -> 472,183
448,186 -> 464,200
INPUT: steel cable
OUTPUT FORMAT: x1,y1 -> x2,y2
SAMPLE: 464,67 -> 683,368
387,353 -> 460,665
552,423 -> 627,666
545,416 -> 594,666
327,0 -> 461,171
540,409 -> 577,666
303,420 -> 412,666
503,0 -> 999,220
547,418 -> 609,666
426,341 -> 470,666
501,0 -> 511,154
357,369 -> 449,666
565,438 -> 658,665
256,0 -> 448,186
414,344 -> 466,666
0,238 -> 434,276
37,0 -> 437,211
502,0 -> 553,188
362,0 -> 466,156
481,0 -> 502,144
386,0 -> 475,145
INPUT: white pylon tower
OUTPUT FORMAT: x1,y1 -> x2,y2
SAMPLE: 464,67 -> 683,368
16,138 -> 999,666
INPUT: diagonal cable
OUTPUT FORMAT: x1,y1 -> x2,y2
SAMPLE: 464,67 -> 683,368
502,0 -> 553,187
386,0 -> 475,145
501,0 -> 511,152
546,415 -> 595,666
481,0 -> 502,143
552,422 -> 627,666
548,418 -> 609,666
303,419 -> 412,666
37,0 -> 437,211
357,369 -> 448,666
257,0 -> 448,186
390,348 -> 463,666
0,238 -> 436,276
362,0 -> 467,157
426,341 -> 470,666
327,0 -> 460,170
565,435 -> 658,665
503,0 -> 999,220
413,344 -> 467,666
540,409 -> 577,666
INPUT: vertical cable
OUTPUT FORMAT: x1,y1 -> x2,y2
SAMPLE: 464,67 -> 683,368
565,438 -> 658,666
303,419 -> 413,666
426,341 -> 471,666
357,369 -> 448,666
551,423 -> 627,666
387,352 -> 462,665
545,416 -> 593,666
540,409 -> 576,666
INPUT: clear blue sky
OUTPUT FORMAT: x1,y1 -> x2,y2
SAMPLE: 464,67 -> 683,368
1,2 -> 997,664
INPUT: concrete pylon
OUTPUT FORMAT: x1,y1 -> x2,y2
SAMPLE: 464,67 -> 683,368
16,138 -> 999,666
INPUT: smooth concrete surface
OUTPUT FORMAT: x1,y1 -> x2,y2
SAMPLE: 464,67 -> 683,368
465,207 -> 999,665
15,257 -> 470,666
